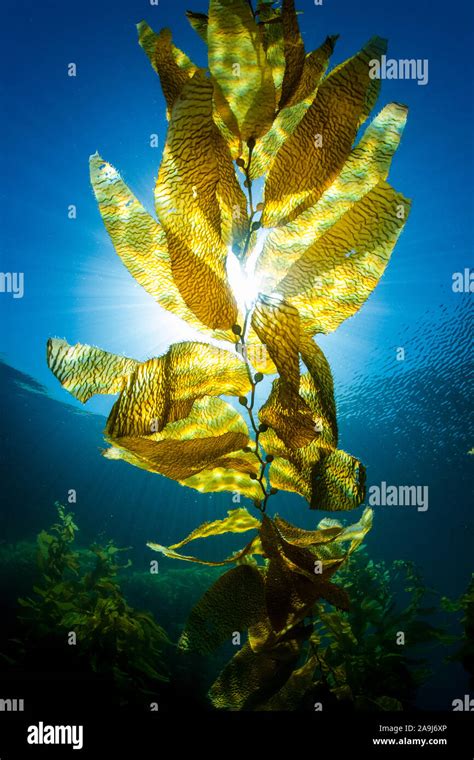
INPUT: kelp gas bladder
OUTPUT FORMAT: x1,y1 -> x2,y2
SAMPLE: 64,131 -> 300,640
47,0 -> 410,709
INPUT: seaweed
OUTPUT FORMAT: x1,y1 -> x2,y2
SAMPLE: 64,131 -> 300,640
43,0 -> 416,711
173,535 -> 454,710
14,504 -> 170,703
442,573 -> 474,688
0,515 -> 465,711
304,552 -> 454,711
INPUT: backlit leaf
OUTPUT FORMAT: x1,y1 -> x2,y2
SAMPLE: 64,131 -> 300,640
207,0 -> 276,142
185,10 -> 209,42
311,449 -> 366,511
259,338 -> 366,509
279,0 -> 305,109
47,338 -> 137,403
252,295 -> 317,448
137,23 -> 199,116
274,182 -> 411,336
249,36 -> 336,180
256,102 -> 408,291
178,565 -> 266,653
181,461 -> 263,501
155,72 -> 243,329
89,153 -> 233,340
104,394 -> 253,483
251,295 -> 300,387
169,507 -> 260,549
262,36 -> 387,226
257,0 -> 285,100
258,378 -> 318,450
259,516 -> 345,632
147,534 -> 262,566
273,516 -> 343,547
104,342 -> 250,436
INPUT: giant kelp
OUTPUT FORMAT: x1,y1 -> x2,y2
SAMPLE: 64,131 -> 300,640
442,573 -> 474,689
46,0 -> 410,709
16,504 -> 169,703
1,524 -> 465,711
304,552 -> 454,711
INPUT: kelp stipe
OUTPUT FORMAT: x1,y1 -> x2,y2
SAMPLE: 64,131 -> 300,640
46,0 -> 410,709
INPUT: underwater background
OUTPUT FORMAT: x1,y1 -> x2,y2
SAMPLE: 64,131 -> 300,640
0,0 -> 473,716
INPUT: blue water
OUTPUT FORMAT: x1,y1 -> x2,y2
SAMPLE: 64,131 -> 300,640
0,0 -> 473,713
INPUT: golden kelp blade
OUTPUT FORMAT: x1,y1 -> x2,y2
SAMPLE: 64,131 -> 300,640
105,395 -> 251,480
185,9 -> 243,157
268,436 -> 365,510
106,429 -> 249,480
259,514 -> 343,581
209,640 -> 300,710
207,0 -> 276,142
137,22 -> 199,117
336,505 -> 373,554
186,10 -> 209,42
184,9 -> 242,156
255,329 -> 334,453
259,510 -> 369,633
264,554 -> 341,632
261,451 -> 307,497
256,102 -> 408,291
299,337 -> 338,446
251,295 -> 300,388
259,339 -> 366,509
89,154 -> 232,343
257,0 -> 285,100
258,379 -> 318,450
47,339 -> 250,436
258,515 -> 353,634
259,339 -> 336,475
290,35 -> 339,106
262,36 -> 387,226
258,653 -> 318,710
139,20 -> 248,249
252,295 -> 317,449
272,516 -> 343,547
147,534 -> 262,565
178,565 -> 266,653
315,507 -> 373,559
211,77 -> 243,160
168,507 -> 260,549
249,36 -> 336,180
275,181 -> 411,336
105,341 -> 250,437
47,338 -> 137,403
311,449 -> 366,511
278,0 -> 305,109
154,72 -> 243,329
181,462 -> 263,501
